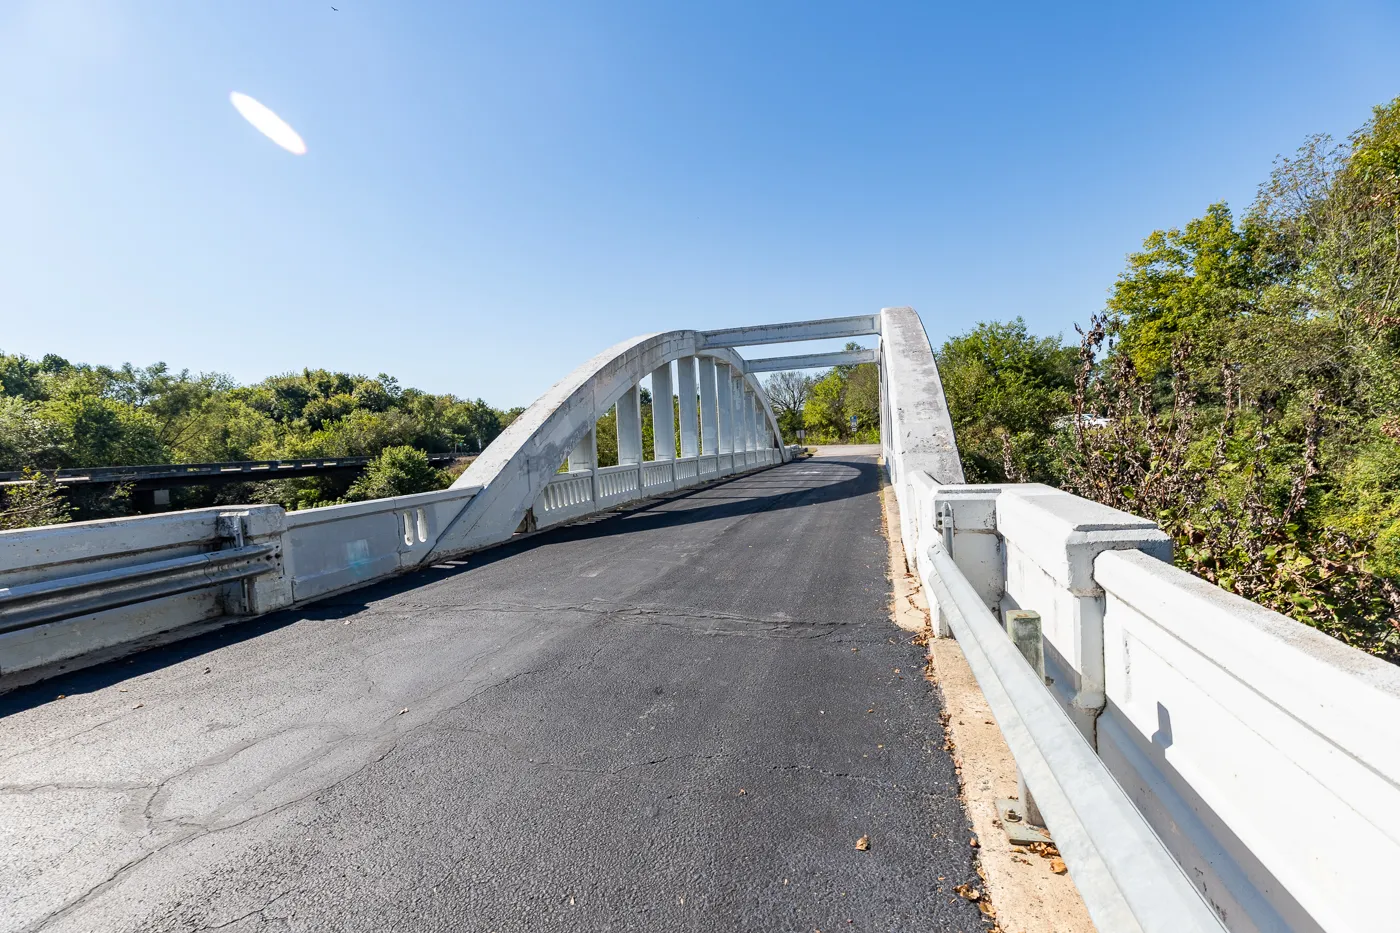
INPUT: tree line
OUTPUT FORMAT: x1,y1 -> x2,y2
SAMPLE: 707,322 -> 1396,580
0,357 -> 523,524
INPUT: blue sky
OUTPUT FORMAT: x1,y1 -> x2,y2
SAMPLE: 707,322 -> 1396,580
3,1 -> 1399,407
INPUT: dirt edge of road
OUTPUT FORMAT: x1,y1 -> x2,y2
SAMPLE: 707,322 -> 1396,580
879,473 -> 1097,933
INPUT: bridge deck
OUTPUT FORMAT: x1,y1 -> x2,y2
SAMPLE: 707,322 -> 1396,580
1,452 -> 984,932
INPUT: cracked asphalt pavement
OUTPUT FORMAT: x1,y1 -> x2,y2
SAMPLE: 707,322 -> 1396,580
0,452 -> 986,932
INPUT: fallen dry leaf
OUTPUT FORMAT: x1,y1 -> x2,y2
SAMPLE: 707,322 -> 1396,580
969,835 -> 979,848
1050,857 -> 1068,875
953,883 -> 981,901
132,703 -> 143,710
855,835 -> 870,851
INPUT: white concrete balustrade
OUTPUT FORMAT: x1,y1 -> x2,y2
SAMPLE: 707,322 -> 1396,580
0,486 -> 482,681
534,448 -> 778,530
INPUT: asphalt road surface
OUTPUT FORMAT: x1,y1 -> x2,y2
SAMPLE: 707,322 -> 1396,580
1,452 -> 986,933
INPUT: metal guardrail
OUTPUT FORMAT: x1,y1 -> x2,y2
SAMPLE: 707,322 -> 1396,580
0,455 -> 462,487
922,534 -> 1227,933
0,544 -> 278,634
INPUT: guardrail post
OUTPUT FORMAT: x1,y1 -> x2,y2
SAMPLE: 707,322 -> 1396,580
1003,609 -> 1048,834
932,502 -> 955,637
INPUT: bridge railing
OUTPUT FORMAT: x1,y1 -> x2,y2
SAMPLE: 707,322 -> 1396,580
881,306 -> 1398,932
534,448 -> 781,531
281,486 -> 483,603
0,505 -> 289,679
919,478 -> 1400,933
427,330 -> 791,559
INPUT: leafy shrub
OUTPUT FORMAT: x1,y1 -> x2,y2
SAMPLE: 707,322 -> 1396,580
345,446 -> 448,502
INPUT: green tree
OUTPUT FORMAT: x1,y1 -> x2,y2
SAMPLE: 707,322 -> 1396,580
803,370 -> 848,440
0,352 -> 45,400
595,405 -> 619,467
0,396 -> 66,470
1108,202 -> 1261,378
0,470 -> 73,531
345,446 -> 447,502
935,318 -> 1076,482
764,371 -> 814,441
41,396 -> 167,467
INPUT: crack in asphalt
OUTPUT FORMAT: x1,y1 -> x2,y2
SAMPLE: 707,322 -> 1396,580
191,890 -> 291,932
19,657 -> 556,932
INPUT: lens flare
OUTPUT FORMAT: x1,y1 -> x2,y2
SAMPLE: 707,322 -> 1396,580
229,92 -> 307,155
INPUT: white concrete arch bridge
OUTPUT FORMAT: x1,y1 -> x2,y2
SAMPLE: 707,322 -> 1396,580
1,308 -> 1396,933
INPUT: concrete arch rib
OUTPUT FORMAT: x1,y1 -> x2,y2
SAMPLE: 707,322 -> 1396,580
426,330 -> 788,561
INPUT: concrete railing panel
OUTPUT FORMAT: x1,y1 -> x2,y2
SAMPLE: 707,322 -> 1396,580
876,307 -> 1226,929
282,486 -> 479,603
1095,549 -> 1400,933
995,486 -> 1172,741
